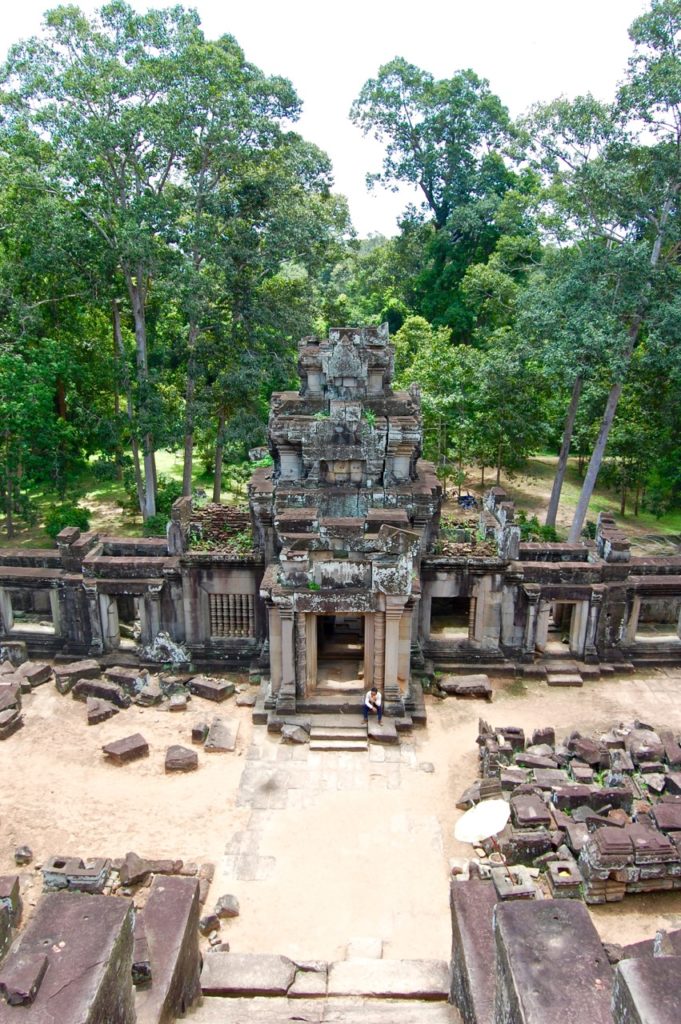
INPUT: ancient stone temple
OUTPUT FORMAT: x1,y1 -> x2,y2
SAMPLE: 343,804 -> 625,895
2,324 -> 681,690
249,324 -> 441,718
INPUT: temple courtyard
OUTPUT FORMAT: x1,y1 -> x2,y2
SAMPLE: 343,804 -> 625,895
2,668 -> 681,965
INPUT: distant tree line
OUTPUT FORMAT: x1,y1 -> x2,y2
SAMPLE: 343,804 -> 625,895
1,0 -> 680,539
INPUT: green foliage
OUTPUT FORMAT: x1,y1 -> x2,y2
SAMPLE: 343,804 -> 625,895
155,476 -> 184,517
515,510 -> 559,542
363,409 -> 377,427
45,502 -> 91,539
142,513 -> 169,538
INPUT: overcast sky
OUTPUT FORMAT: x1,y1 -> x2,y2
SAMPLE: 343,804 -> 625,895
2,0 -> 650,236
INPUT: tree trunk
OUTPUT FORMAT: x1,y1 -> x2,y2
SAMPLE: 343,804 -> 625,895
634,482 -> 641,516
481,465 -> 485,488
124,268 -> 156,518
496,441 -> 502,486
620,480 -> 627,516
567,330 -> 637,543
213,407 -> 226,504
182,320 -> 200,497
56,378 -> 67,420
546,376 -> 582,528
112,300 -> 146,516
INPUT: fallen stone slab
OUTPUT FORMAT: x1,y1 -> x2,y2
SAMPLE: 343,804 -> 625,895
102,733 -> 149,764
625,728 -> 665,765
236,692 -> 257,707
134,875 -> 202,1024
511,793 -> 551,829
42,856 -> 111,894
16,661 -> 52,690
281,723 -> 310,744
439,674 -> 492,700
132,913 -> 151,987
74,677 -> 131,708
651,802 -> 681,833
0,660 -> 15,675
613,955 -> 681,1024
205,717 -> 239,753
135,675 -> 162,706
87,696 -> 119,725
54,659 -> 101,694
449,879 -> 496,1024
189,675 -> 235,703
201,952 -> 297,996
368,719 -> 398,744
104,666 -> 149,692
165,745 -> 198,773
169,693 -> 188,712
0,891 -> 135,1022
0,708 -> 23,739
0,875 -> 22,926
494,900 -> 613,1024
0,952 -> 49,1006
118,851 -> 184,886
327,958 -> 450,999
215,894 -> 240,919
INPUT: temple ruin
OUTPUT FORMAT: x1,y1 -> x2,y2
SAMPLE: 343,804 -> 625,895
1,325 -> 681,701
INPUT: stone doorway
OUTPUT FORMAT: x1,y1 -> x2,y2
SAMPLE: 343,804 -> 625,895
315,614 -> 365,692
536,600 -> 589,658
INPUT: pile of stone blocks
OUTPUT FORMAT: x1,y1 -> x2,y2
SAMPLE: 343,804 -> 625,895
0,656 -> 56,739
457,718 -> 681,904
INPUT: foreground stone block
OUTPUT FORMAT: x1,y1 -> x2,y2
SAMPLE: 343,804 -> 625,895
189,675 -> 235,703
118,851 -> 183,886
42,856 -> 111,894
327,958 -> 450,999
205,717 -> 239,753
201,952 -> 296,996
367,719 -> 398,744
613,955 -> 681,1024
0,681 -> 21,713
135,875 -> 202,1024
494,900 -> 613,1024
440,674 -> 492,700
102,733 -> 149,764
87,696 -> 119,725
16,661 -> 52,689
165,745 -> 198,773
55,659 -> 101,694
0,708 -> 23,739
74,678 -> 131,708
0,875 -> 22,926
0,891 -> 135,1022
449,880 -> 496,1024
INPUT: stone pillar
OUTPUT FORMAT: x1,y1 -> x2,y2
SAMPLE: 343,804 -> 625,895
419,582 -> 433,643
268,605 -> 282,692
570,601 -> 589,658
280,608 -> 295,688
295,612 -> 307,697
372,611 -> 385,690
306,613 -> 317,692
98,593 -> 120,651
534,599 -> 551,654
398,605 -> 413,693
146,585 -> 163,644
625,594 -> 641,645
363,612 -> 374,688
384,603 -> 406,716
85,585 -> 104,656
584,590 -> 603,662
522,588 -> 541,659
49,589 -> 62,636
0,589 -> 14,633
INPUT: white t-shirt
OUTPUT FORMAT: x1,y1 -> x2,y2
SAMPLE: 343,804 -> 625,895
364,689 -> 382,709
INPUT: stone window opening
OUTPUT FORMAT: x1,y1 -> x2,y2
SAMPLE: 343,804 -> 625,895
634,597 -> 681,645
209,593 -> 255,638
116,596 -> 141,649
429,596 -> 470,640
1,587 -> 57,635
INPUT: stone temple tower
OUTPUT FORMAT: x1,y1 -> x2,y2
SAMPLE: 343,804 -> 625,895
249,324 -> 442,719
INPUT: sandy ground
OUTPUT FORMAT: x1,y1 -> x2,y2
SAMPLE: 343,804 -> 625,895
2,670 -> 681,962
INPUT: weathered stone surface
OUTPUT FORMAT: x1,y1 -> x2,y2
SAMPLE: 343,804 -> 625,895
440,674 -> 492,700
0,874 -> 21,931
135,875 -> 202,1024
195,996 -> 456,1022
132,912 -> 151,987
104,666 -> 148,692
16,661 -> 52,689
189,675 -> 235,703
236,692 -> 257,707
205,717 -> 239,753
215,894 -> 240,919
135,675 -> 162,706
625,728 -> 665,765
368,719 -> 398,744
165,745 -> 198,773
201,952 -> 297,996
87,695 -> 119,725
288,967 -> 328,998
551,783 -> 594,810
192,722 -> 209,744
494,901 -> 613,1024
281,723 -> 310,744
118,851 -> 184,886
54,659 -> 101,694
169,693 -> 188,712
0,707 -> 23,739
511,793 -> 551,829
514,752 -> 557,769
42,856 -> 111,894
0,681 -> 21,713
449,879 -> 496,1024
0,660 -> 15,675
14,846 -> 32,866
613,956 -> 681,1024
0,952 -> 48,1005
102,733 -> 149,764
74,677 -> 132,708
651,802 -> 681,833
199,913 -> 220,936
327,958 -> 450,999
0,891 -> 135,1022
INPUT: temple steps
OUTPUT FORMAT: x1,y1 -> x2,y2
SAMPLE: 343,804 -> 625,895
191,998 -> 460,1023
309,720 -> 368,751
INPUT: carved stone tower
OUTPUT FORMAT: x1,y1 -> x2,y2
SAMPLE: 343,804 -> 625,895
249,325 -> 442,717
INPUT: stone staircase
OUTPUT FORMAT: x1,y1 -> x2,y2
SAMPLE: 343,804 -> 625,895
189,952 -> 460,1023
309,714 -> 368,752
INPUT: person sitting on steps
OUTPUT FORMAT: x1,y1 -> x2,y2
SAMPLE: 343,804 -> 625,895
363,686 -> 382,724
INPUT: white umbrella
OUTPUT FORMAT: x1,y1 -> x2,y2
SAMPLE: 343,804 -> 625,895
454,798 -> 510,844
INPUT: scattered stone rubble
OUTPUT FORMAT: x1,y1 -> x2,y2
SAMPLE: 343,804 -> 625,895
455,717 -> 681,905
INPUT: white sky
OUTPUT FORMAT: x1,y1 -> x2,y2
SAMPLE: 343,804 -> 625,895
2,0 -> 649,237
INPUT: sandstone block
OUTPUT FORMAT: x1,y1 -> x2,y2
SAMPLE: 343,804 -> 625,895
189,676 -> 235,703
205,718 -> 239,753
201,952 -> 296,997
102,733 -> 149,764
165,745 -> 198,773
